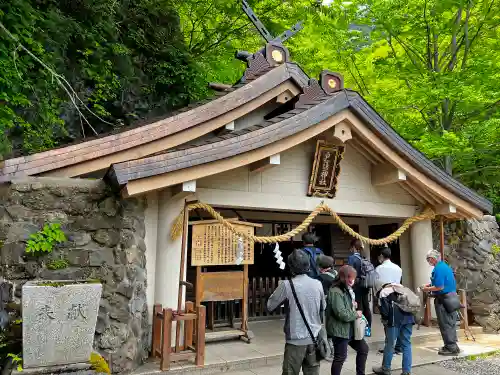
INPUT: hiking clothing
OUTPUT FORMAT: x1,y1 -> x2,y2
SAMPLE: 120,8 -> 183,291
267,275 -> 325,345
282,342 -> 320,375
375,260 -> 402,285
325,284 -> 357,339
318,271 -> 337,295
435,297 -> 460,353
302,247 -> 324,279
381,323 -> 413,373
331,337 -> 368,375
431,261 -> 456,295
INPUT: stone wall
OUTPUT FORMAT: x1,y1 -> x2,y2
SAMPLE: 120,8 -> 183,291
0,177 -> 149,373
434,216 -> 500,332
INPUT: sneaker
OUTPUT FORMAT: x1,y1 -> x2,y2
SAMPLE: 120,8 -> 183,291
378,348 -> 401,355
438,347 -> 460,356
372,366 -> 391,375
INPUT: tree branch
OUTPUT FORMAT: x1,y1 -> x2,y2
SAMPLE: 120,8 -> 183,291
454,166 -> 500,178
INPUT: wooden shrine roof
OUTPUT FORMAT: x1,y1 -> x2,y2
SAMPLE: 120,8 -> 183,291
0,59 -> 308,182
107,87 -> 492,215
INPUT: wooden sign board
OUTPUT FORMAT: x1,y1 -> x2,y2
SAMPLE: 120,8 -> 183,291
307,140 -> 345,199
191,220 -> 261,267
197,271 -> 244,302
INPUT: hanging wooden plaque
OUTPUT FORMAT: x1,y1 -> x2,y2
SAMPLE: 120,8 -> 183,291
307,140 -> 345,199
190,220 -> 261,266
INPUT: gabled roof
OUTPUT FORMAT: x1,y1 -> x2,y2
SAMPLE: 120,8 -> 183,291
106,86 -> 492,216
0,57 -> 309,182
0,39 -> 492,217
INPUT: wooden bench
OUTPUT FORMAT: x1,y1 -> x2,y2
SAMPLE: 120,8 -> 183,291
151,301 -> 206,371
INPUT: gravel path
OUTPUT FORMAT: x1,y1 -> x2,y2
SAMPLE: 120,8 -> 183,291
439,354 -> 500,374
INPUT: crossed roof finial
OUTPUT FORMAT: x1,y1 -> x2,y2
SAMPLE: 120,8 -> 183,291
241,0 -> 304,44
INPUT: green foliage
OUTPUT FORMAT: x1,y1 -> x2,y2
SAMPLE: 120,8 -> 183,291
46,258 -> 69,270
25,223 -> 66,255
89,352 -> 111,374
7,353 -> 22,372
492,244 -> 500,257
0,0 -> 202,155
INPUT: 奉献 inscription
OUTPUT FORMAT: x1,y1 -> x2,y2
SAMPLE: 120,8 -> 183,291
22,281 -> 102,368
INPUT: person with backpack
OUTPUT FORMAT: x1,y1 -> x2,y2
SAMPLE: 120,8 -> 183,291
375,247 -> 403,355
301,232 -> 324,280
372,281 -> 419,375
347,239 -> 377,336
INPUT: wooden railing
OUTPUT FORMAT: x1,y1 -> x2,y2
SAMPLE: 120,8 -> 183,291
151,302 -> 206,371
423,289 -> 469,330
249,276 -> 286,318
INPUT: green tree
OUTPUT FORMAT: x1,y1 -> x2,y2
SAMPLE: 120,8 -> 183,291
290,0 -> 500,210
0,0 -> 201,155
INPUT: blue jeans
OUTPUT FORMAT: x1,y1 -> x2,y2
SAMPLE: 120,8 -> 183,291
383,324 -> 412,373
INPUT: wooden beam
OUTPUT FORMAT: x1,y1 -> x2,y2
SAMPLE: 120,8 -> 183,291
351,138 -> 384,164
372,163 -> 407,186
398,182 -> 426,204
434,203 -> 457,215
276,87 -> 300,104
209,82 -> 232,92
249,154 -> 280,173
333,121 -> 352,143
172,180 -> 196,199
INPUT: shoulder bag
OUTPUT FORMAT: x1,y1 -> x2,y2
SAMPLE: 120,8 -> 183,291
288,278 -> 328,360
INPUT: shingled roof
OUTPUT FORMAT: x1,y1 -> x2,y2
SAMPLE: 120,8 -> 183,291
0,57 -> 309,182
107,89 -> 492,214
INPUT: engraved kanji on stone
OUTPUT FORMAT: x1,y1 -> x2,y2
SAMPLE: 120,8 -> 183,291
38,304 -> 55,320
67,303 -> 87,320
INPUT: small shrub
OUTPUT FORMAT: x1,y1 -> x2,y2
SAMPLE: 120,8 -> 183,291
7,353 -> 22,372
25,223 -> 66,255
90,352 -> 110,374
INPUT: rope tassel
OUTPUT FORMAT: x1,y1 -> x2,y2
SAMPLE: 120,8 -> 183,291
171,202 -> 435,245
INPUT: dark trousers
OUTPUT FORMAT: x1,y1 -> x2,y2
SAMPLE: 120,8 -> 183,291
331,337 -> 369,375
282,343 -> 320,375
435,299 -> 459,352
354,287 -> 372,327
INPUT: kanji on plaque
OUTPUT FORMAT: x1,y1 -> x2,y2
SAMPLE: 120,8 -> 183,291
190,220 -> 261,266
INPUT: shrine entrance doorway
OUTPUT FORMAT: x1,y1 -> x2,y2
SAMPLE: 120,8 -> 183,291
184,207 -> 360,338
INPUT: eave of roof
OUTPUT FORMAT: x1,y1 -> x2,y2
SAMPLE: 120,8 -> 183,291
108,90 -> 493,214
0,62 -> 310,182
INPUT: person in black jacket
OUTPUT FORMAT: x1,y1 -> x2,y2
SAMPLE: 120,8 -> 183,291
372,283 -> 415,375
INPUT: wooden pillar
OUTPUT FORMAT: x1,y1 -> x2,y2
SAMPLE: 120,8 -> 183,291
195,305 -> 206,367
175,200 -> 190,352
151,304 -> 162,358
459,289 -> 469,330
161,308 -> 173,371
439,217 -> 445,259
242,264 -> 249,333
184,301 -> 194,349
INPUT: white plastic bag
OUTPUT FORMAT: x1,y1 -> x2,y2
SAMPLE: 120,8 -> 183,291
354,316 -> 367,340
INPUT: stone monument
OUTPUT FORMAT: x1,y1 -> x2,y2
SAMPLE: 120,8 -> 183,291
22,281 -> 102,369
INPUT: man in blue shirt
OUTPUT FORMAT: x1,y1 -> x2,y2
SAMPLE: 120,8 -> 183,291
421,250 -> 460,355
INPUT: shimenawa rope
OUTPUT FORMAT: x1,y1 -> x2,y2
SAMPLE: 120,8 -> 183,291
170,201 -> 435,246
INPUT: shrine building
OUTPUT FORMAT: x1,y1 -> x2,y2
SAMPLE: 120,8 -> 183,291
0,33 -> 492,361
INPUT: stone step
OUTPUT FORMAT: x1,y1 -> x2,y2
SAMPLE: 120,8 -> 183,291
134,327 -> 485,375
